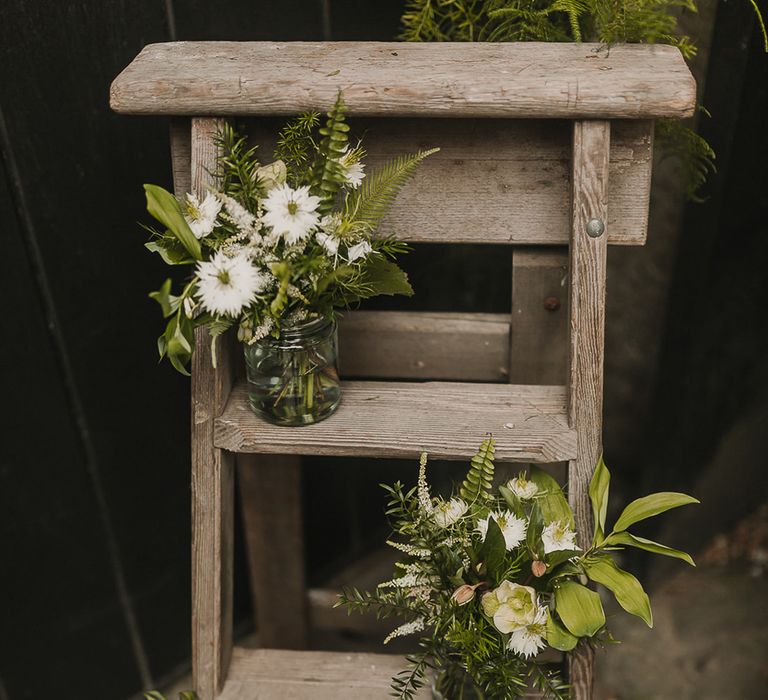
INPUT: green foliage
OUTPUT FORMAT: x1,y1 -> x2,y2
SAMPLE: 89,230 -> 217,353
655,117 -> 716,201
144,184 -> 201,261
554,580 -> 606,637
214,123 -> 264,211
588,454 -> 610,544
458,435 -> 496,505
604,530 -> 695,565
611,491 -> 700,532
144,692 -> 196,700
311,93 -> 350,214
583,554 -> 653,627
275,111 -> 321,186
530,466 -> 574,528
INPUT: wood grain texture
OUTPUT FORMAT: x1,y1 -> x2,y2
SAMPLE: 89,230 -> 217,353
110,42 -> 696,119
170,117 -> 191,197
567,120 -> 610,699
216,380 -> 576,463
237,455 -> 308,649
190,117 -> 234,700
248,118 -> 652,245
338,311 -> 510,381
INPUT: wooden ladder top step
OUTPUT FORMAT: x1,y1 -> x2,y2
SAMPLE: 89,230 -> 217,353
110,41 -> 696,119
215,380 -> 577,463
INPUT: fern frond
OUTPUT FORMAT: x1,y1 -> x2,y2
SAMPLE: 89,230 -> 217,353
310,93 -> 350,214
655,118 -> 715,201
345,148 -> 439,233
459,436 -> 496,505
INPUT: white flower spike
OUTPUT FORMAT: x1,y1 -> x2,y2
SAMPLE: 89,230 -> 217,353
262,183 -> 321,245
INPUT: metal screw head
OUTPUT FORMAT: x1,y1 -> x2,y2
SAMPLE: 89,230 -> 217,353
544,296 -> 561,311
586,218 -> 605,238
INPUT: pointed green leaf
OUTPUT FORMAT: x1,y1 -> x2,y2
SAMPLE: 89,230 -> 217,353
589,454 -> 610,544
605,531 -> 695,566
144,184 -> 202,261
612,492 -> 699,534
149,278 -> 180,318
526,502 -> 545,560
479,516 -> 506,583
583,555 -> 653,628
530,466 -> 574,528
358,255 -> 413,298
499,484 -> 524,519
545,548 -> 581,569
554,581 -> 605,637
545,613 -> 579,651
178,693 -> 197,700
145,239 -> 196,265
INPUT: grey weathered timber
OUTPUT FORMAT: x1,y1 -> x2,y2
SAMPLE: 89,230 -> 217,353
111,42 -> 696,119
339,311 -> 510,381
248,118 -> 652,245
190,117 -> 234,700
237,455 -> 308,650
566,120 -> 610,699
169,117 -> 191,197
216,381 -> 576,463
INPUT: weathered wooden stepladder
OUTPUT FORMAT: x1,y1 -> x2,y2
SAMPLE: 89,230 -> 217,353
111,42 -> 695,699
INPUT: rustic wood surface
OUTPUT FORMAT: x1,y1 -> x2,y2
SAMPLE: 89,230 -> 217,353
566,120 -> 610,699
237,454 -> 308,650
248,118 -> 652,245
190,117 -> 234,700
215,380 -> 576,463
111,42 -> 696,119
170,117 -> 191,197
338,311 -> 510,381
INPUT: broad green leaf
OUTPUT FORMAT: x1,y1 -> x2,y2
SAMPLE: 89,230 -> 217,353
530,467 -> 574,528
545,548 -> 581,569
584,555 -> 653,627
545,613 -> 579,651
589,454 -> 610,544
179,693 -> 197,700
605,531 -> 695,566
145,239 -> 195,265
164,315 -> 193,376
499,484 -> 524,519
526,502 -> 545,561
149,279 -> 180,318
144,184 -> 202,261
479,516 -> 506,583
143,693 -> 166,700
554,581 -> 605,637
358,256 -> 413,298
612,492 -> 699,534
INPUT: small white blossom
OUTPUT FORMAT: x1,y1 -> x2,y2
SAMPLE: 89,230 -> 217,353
336,146 -> 366,189
347,240 -> 372,262
386,540 -> 431,559
316,230 -> 339,256
184,192 -> 221,239
384,618 -> 425,644
247,317 -> 275,344
507,607 -> 548,659
507,475 -> 539,500
417,452 -> 432,514
477,510 -> 528,551
219,193 -> 259,233
541,521 -> 579,554
379,573 -> 424,589
262,184 -> 321,245
195,251 -> 267,317
432,498 -> 468,528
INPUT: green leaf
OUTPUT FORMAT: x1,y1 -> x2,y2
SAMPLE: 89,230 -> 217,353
149,279 -> 180,318
499,484 -> 524,519
145,239 -> 195,265
530,467 -> 574,528
545,549 -> 581,569
358,255 -> 413,298
178,693 -> 197,700
478,516 -> 506,583
583,555 -> 653,628
612,492 -> 699,534
144,184 -> 202,261
164,315 -> 193,376
554,581 -> 605,637
526,502 -> 545,561
589,454 -> 610,545
604,531 -> 695,566
545,613 -> 579,651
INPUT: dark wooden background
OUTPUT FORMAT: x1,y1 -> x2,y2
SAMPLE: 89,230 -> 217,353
0,1 -> 766,698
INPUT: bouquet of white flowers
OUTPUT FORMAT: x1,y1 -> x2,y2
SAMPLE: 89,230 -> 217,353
339,437 -> 697,699
142,93 -> 437,424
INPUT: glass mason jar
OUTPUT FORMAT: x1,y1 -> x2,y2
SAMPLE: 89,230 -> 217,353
243,316 -> 341,425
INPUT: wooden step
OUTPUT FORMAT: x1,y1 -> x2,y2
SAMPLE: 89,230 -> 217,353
215,380 -> 576,463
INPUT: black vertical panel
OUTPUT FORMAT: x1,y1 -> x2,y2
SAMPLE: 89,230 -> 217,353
330,0 -> 404,40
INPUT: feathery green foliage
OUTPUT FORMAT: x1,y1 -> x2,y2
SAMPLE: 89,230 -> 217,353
311,93 -> 351,214
275,111 -> 320,186
458,435 -> 496,506
214,123 -> 263,211
656,115 -> 716,200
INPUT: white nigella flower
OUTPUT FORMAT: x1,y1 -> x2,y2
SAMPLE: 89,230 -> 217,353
336,146 -> 366,189
261,183 -> 321,245
541,521 -> 579,554
477,510 -> 528,551
507,475 -> 539,500
316,230 -> 339,256
507,607 -> 548,659
184,192 -> 222,239
432,498 -> 468,528
347,240 -> 373,262
195,251 -> 267,317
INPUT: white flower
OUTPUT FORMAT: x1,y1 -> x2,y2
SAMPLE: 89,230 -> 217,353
195,251 -> 267,317
384,618 -> 425,645
347,240 -> 373,262
432,498 -> 468,527
184,192 -> 222,239
220,194 -> 259,233
386,540 -> 431,559
477,510 -> 527,551
262,184 -> 321,244
507,475 -> 539,500
336,146 -> 366,188
417,452 -> 432,514
541,521 -> 579,554
507,607 -> 548,659
316,230 -> 339,256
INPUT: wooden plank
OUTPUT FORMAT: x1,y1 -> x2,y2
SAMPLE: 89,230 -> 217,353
567,120 -> 610,699
248,118 -> 652,246
110,42 -> 696,119
215,380 -> 577,463
170,117 -> 191,197
237,455 -> 308,649
190,117 -> 235,700
509,248 -> 569,385
338,311 -> 510,381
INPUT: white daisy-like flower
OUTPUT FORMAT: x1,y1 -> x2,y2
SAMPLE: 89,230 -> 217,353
432,498 -> 468,528
541,521 -> 579,554
477,510 -> 528,551
507,475 -> 539,501
195,251 -> 267,317
184,192 -> 222,239
316,230 -> 339,256
261,183 -> 321,245
507,607 -> 548,659
336,146 -> 366,189
347,240 -> 373,262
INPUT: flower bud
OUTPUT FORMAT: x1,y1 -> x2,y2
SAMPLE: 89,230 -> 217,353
531,560 -> 547,578
451,583 -> 481,606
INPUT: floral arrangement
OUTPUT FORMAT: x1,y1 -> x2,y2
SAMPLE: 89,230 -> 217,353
141,93 -> 436,375
339,437 -> 697,699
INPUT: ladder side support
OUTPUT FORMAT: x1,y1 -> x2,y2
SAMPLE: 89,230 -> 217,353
191,117 -> 235,700
567,119 -> 610,699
